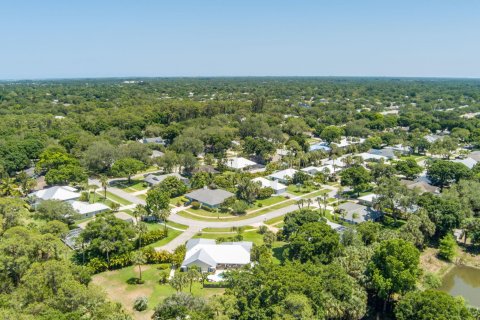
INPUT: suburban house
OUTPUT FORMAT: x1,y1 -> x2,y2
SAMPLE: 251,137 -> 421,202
367,148 -> 397,160
309,142 -> 331,152
468,151 -> 480,162
251,177 -> 287,195
225,157 -> 259,171
400,179 -> 440,194
424,134 -> 443,143
69,201 -> 110,219
29,186 -> 81,204
150,150 -> 165,159
192,165 -> 219,174
139,136 -> 166,145
384,144 -> 411,155
357,194 -> 378,206
268,168 -> 299,184
331,137 -> 365,149
358,152 -> 389,162
322,157 -> 347,168
338,202 -> 383,224
144,173 -> 189,186
452,157 -> 478,169
181,239 -> 253,272
302,164 -> 338,176
185,187 -> 234,208
326,220 -> 347,233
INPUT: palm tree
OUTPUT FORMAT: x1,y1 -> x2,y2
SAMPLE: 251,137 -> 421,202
132,251 -> 146,282
99,240 -> 114,267
136,222 -> 148,249
100,175 -> 108,200
0,176 -> 19,196
305,198 -> 313,208
133,204 -> 146,224
155,208 -> 171,232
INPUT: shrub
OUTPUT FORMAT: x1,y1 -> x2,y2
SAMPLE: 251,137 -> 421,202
438,234 -> 457,262
191,201 -> 201,209
140,229 -> 167,246
133,296 -> 148,311
79,192 -> 89,202
258,187 -> 274,199
258,225 -> 268,234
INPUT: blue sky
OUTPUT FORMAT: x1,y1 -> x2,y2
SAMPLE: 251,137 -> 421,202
1,0 -> 479,79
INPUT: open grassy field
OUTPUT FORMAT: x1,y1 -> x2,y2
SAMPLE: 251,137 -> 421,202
93,264 -> 224,320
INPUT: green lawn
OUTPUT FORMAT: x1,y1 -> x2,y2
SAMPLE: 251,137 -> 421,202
265,215 -> 285,225
110,179 -> 148,193
194,230 -> 264,245
287,184 -> 317,196
92,264 -> 224,315
169,195 -> 187,206
147,229 -> 183,248
252,196 -> 286,208
102,191 -> 132,205
166,221 -> 188,230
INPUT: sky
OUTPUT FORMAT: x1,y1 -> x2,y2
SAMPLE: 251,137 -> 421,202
1,0 -> 479,79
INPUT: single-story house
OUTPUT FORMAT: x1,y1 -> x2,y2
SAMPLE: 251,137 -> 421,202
358,152 -> 389,162
424,134 -> 443,144
268,168 -> 299,184
331,137 -> 365,149
400,179 -> 440,194
302,164 -> 339,176
357,194 -> 378,206
322,157 -> 347,168
139,137 -> 166,145
144,173 -> 189,186
384,144 -> 411,155
29,186 -> 81,203
468,151 -> 480,162
251,177 -> 287,194
452,157 -> 478,169
185,187 -> 234,208
181,239 -> 252,272
326,220 -> 347,233
225,157 -> 259,171
368,148 -> 397,160
309,142 -> 331,152
113,211 -> 136,224
192,165 -> 219,174
69,201 -> 110,219
338,202 -> 383,224
150,150 -> 165,159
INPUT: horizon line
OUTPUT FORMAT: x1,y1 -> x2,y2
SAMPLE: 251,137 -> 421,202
1,75 -> 480,82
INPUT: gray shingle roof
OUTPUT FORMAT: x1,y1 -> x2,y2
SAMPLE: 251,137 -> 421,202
185,188 -> 234,207
338,202 -> 383,224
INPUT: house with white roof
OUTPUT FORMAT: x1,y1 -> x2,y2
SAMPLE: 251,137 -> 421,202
225,157 -> 258,171
252,177 -> 287,194
358,152 -> 389,162
181,239 -> 252,272
357,194 -> 378,206
452,157 -> 478,169
29,186 -> 81,205
69,201 -> 110,219
267,168 -> 299,184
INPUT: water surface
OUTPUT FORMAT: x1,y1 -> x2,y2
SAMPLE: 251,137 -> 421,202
438,265 -> 480,307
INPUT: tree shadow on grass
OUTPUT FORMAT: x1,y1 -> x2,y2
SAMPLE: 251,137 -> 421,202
127,277 -> 145,285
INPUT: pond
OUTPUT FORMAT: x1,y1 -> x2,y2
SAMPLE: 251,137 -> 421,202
438,265 -> 480,307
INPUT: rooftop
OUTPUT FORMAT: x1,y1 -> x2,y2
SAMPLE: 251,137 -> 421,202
182,239 -> 252,268
30,186 -> 81,202
225,157 -> 257,170
185,188 -> 234,207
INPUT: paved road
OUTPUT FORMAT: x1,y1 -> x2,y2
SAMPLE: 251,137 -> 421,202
89,176 -> 339,252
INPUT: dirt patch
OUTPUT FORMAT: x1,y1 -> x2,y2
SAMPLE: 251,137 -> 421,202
420,247 -> 452,276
